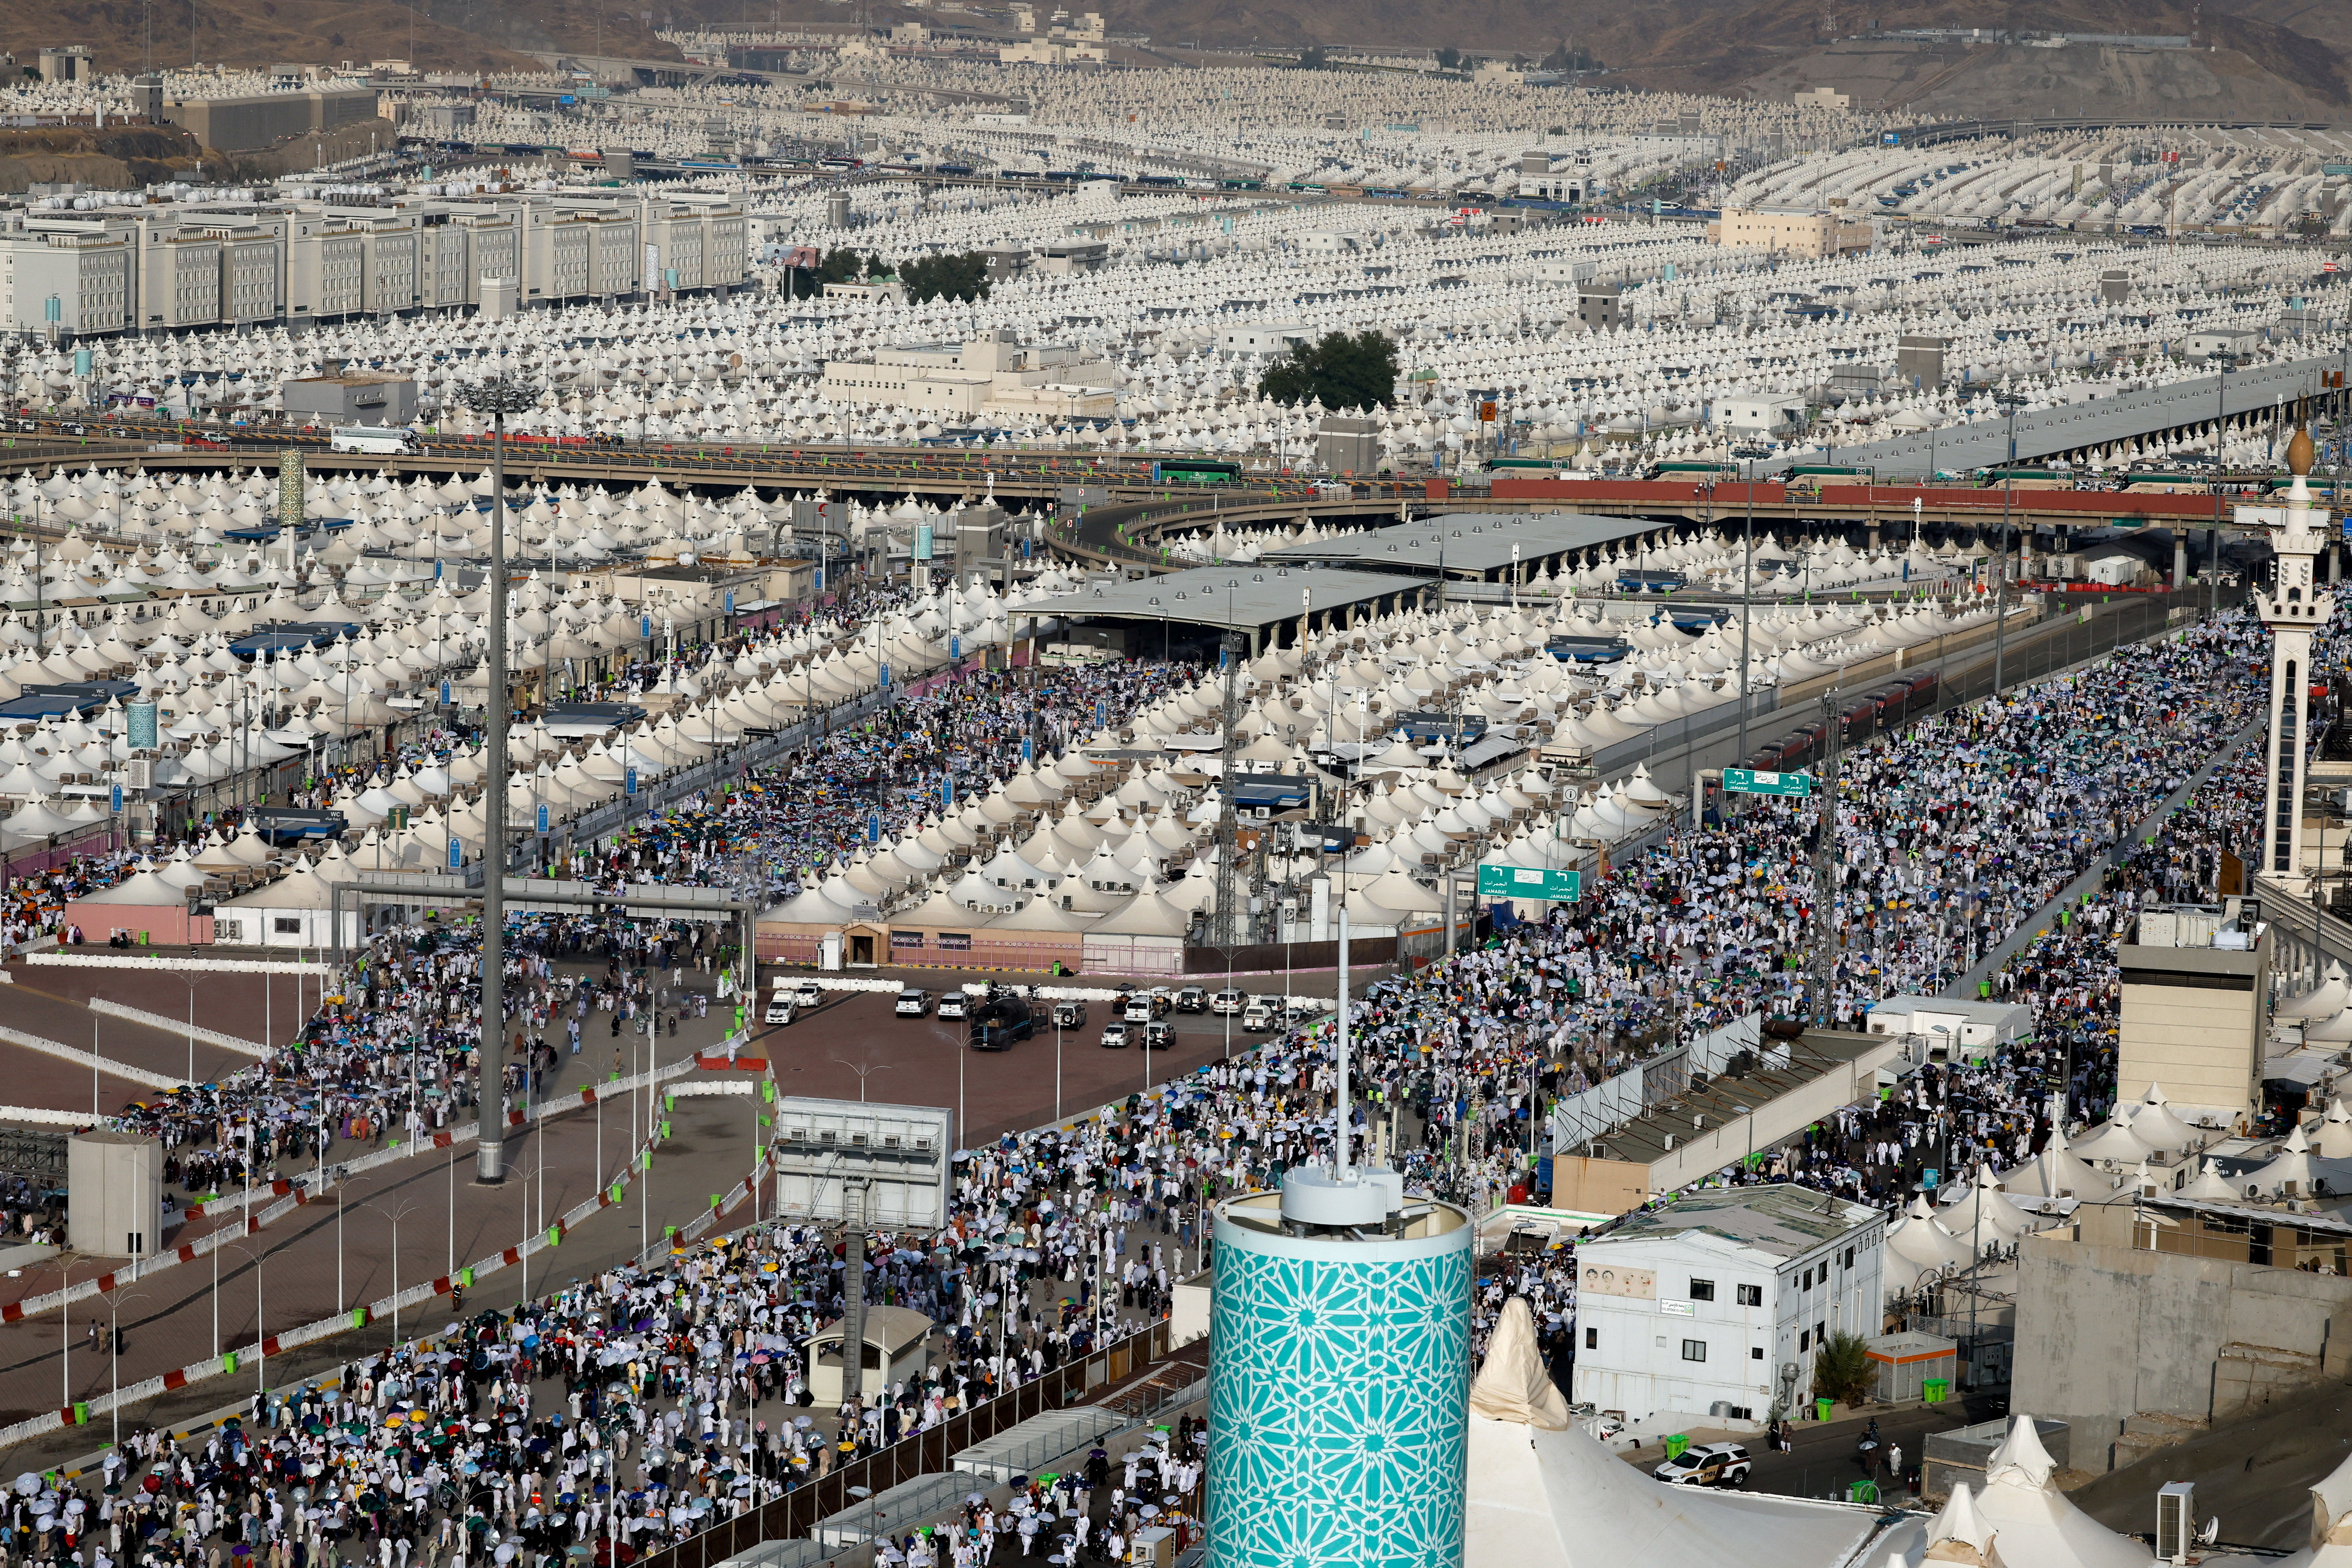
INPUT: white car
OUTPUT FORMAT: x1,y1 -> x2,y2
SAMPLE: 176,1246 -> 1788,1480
794,979 -> 823,1008
1653,1442 -> 1751,1487
895,989 -> 930,1018
937,992 -> 969,1021
763,996 -> 797,1026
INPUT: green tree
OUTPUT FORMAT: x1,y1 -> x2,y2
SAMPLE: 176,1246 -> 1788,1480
1435,46 -> 1462,70
897,251 -> 993,304
1810,1331 -> 1875,1408
816,248 -> 882,285
1294,44 -> 1329,68
1258,331 -> 1398,410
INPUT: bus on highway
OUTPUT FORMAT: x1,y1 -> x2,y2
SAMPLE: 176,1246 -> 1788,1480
329,425 -> 417,455
1152,458 -> 1244,484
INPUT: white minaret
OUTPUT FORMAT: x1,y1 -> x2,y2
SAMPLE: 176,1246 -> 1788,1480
2256,426 -> 2331,886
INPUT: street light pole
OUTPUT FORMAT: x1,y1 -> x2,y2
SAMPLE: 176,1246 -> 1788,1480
461,372 -> 538,1186
364,1199 -> 419,1344
2211,352 -> 2237,620
1732,446 -> 1770,775
1990,393 -> 2028,694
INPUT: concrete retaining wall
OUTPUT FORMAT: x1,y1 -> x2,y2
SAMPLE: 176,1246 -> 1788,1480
2009,1234 -> 2352,1471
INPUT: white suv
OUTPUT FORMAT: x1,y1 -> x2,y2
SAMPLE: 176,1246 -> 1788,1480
895,989 -> 930,1017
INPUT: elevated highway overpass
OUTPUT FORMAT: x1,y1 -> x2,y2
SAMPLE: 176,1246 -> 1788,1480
0,430 -> 2308,586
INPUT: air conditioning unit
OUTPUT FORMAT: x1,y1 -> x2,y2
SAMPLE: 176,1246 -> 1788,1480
124,758 -> 154,790
2157,1481 -> 2194,1565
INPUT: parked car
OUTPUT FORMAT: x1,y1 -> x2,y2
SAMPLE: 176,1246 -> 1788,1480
937,992 -> 969,1021
1052,1001 -> 1088,1029
895,989 -> 930,1018
1142,1021 -> 1174,1051
794,979 -> 823,1008
1654,1443 -> 1751,1488
1209,988 -> 1246,1015
1100,1021 -> 1132,1049
1241,999 -> 1277,1032
1173,986 -> 1208,1013
763,993 -> 797,1026
1123,996 -> 1155,1025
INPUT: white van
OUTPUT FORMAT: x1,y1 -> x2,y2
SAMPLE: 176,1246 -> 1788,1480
328,425 -> 417,455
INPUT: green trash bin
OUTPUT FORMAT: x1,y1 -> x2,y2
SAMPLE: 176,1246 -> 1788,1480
1815,1397 -> 1832,1422
1663,1434 -> 1690,1461
1923,1378 -> 1950,1404
1848,1480 -> 1879,1505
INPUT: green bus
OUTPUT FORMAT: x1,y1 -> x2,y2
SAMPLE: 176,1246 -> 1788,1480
1152,459 -> 1244,484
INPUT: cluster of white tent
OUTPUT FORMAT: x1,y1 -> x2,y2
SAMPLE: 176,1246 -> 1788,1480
1731,129 -> 2352,235
12,189 -> 2333,480
771,587 -> 1969,946
1465,1293 -> 2350,1568
12,464 -> 1066,591
1882,1075 -> 2352,1299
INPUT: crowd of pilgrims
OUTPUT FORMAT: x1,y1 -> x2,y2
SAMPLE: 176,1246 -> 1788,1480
4,598 -> 2302,1568
102,640 -> 1196,1201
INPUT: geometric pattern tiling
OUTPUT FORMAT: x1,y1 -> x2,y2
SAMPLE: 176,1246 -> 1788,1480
1206,1236 -> 1471,1568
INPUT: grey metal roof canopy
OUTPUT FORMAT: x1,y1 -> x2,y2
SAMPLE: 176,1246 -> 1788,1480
1263,510 -> 1666,576
331,871 -> 758,964
1803,349 -> 2344,479
1019,564 -> 1435,635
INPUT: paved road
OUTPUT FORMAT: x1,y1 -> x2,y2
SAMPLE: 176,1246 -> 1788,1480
1616,1395 -> 2000,1504
0,950 -> 1391,1466
1804,351 -> 2341,480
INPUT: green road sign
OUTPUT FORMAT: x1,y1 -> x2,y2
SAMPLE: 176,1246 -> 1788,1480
1477,864 -> 1581,901
1723,768 -> 1813,798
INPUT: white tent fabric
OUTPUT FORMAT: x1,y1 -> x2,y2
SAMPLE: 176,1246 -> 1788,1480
2278,1448 -> 2352,1568
2129,1087 -> 2201,1154
1464,1299 -> 1913,1568
2279,963 -> 2349,1020
2068,1109 -> 2154,1167
1968,1414 -> 2151,1568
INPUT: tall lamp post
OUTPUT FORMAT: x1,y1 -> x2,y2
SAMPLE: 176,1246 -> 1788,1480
1731,443 -> 1772,777
2210,351 -> 2238,620
363,1197 -> 421,1344
1989,392 -> 2030,694
101,1288 -> 151,1450
460,372 -> 539,1186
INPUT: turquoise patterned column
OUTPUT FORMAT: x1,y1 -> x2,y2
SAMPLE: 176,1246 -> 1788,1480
1206,1193 -> 1473,1568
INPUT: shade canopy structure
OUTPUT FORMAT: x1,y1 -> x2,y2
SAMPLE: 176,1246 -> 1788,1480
1464,1299 -> 1920,1568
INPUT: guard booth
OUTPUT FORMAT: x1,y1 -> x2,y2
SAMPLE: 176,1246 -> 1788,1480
806,1305 -> 937,1402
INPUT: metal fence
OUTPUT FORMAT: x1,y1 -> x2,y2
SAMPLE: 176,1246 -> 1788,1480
630,1321 -> 1173,1568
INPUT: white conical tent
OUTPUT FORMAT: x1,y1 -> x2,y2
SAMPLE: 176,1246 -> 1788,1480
2323,1098 -> 2352,1161
1463,1299 -> 1906,1568
2246,1123 -> 2319,1198
2068,1108 -> 2153,1167
1937,1165 -> 2036,1244
2290,1447 -> 2352,1567
2129,1086 -> 2200,1153
1886,1193 -> 1974,1287
1968,1413 -> 2151,1568
2280,963 -> 2349,1020
2001,1124 -> 2102,1201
